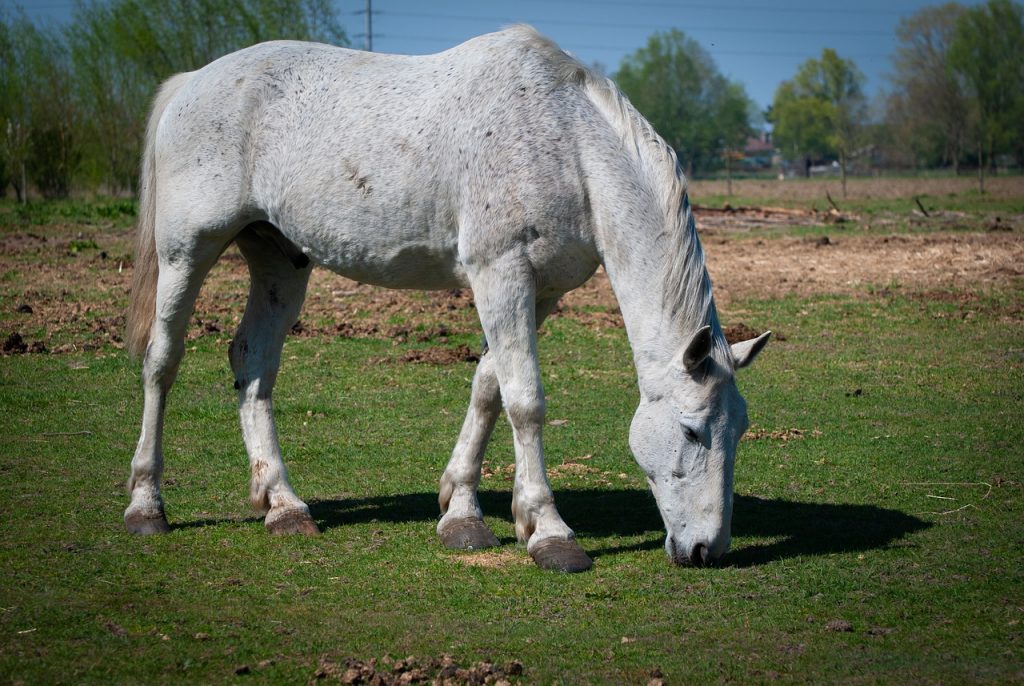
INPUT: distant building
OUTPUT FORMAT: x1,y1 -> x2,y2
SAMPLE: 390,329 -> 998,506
742,132 -> 778,171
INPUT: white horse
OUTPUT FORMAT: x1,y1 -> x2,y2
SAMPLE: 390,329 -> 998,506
124,26 -> 769,572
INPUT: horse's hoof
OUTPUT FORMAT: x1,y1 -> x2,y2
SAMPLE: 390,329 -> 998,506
266,508 -> 320,536
529,538 -> 593,572
438,516 -> 500,550
125,511 -> 171,535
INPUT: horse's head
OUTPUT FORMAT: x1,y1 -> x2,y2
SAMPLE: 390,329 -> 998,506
629,326 -> 770,566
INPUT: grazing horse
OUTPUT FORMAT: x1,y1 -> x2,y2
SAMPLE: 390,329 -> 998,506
124,26 -> 769,572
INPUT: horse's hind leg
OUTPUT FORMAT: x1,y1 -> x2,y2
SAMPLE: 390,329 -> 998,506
437,298 -> 559,551
230,226 -> 317,535
126,253 -> 221,533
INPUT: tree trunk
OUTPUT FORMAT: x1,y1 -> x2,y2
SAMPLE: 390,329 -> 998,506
840,151 -> 848,199
725,149 -> 732,197
977,138 -> 985,194
15,162 -> 26,204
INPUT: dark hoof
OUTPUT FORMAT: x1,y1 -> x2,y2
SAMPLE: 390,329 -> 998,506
125,511 -> 171,535
530,538 -> 593,573
438,517 -> 500,550
266,509 -> 320,536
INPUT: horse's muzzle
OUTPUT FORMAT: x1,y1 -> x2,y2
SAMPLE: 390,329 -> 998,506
668,538 -> 719,567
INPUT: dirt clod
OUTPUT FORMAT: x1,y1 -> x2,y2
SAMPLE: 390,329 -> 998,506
825,619 -> 854,633
3,332 -> 27,354
722,322 -> 760,344
395,345 -> 479,365
313,654 -> 524,685
104,621 -> 127,637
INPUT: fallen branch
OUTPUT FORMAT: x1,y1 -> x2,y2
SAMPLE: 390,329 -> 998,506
825,189 -> 841,213
914,196 -> 930,217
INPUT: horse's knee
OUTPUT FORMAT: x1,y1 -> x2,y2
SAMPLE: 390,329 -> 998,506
505,396 -> 545,432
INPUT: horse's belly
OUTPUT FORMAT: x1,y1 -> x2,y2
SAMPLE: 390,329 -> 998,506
306,232 -> 467,290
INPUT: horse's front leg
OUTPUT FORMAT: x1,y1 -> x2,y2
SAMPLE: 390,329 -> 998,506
230,229 -> 318,535
468,261 -> 592,572
437,298 -> 561,550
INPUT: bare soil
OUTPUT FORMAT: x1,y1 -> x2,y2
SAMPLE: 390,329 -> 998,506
311,653 -> 525,684
1,197 -> 1021,356
688,175 -> 1024,201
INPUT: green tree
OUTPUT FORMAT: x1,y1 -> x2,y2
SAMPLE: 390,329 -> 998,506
948,0 -> 1024,192
0,9 -> 79,200
887,3 -> 970,172
0,10 -> 34,201
614,29 -> 755,176
69,0 -> 347,194
770,48 -> 866,196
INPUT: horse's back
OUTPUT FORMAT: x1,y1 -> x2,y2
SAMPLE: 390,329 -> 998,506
155,28 -> 603,293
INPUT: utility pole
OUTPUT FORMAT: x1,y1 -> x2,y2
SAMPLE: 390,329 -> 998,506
365,0 -> 372,52
354,0 -> 377,52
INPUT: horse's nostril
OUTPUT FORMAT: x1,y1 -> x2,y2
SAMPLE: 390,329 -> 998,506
691,543 -> 711,566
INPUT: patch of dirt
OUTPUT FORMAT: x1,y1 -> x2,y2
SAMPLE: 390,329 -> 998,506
721,323 -> 760,344
393,344 -> 480,365
1,194 -> 1021,355
701,230 -> 1023,308
689,175 -> 1024,201
450,550 -> 531,569
312,654 -> 524,685
742,426 -> 821,443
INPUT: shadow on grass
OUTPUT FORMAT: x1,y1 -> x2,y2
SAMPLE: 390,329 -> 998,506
307,488 -> 929,567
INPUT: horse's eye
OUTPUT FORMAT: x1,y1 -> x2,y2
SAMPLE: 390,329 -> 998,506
683,427 -> 699,443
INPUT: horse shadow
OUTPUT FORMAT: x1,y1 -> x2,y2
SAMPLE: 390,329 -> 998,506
308,488 -> 929,567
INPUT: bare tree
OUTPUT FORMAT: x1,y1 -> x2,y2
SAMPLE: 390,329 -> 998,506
888,3 -> 970,173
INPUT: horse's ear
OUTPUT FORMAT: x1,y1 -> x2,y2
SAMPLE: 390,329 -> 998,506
674,325 -> 713,372
731,331 -> 771,370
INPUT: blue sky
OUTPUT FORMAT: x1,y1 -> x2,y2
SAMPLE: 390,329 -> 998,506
20,0 -> 982,113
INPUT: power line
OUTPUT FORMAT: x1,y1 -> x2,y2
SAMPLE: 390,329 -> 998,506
384,11 -> 892,37
504,0 -> 908,16
378,33 -> 891,59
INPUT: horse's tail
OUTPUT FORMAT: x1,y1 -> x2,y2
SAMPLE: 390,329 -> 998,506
126,71 -> 193,360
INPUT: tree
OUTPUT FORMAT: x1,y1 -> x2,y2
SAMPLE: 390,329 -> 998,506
2,0 -> 348,199
948,0 -> 1024,192
0,10 -> 80,200
887,3 -> 970,172
69,0 -> 348,194
0,10 -> 34,201
614,29 -> 755,176
770,49 -> 866,196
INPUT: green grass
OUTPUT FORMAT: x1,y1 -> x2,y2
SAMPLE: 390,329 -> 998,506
1,280 -> 1022,683
0,197 -> 138,230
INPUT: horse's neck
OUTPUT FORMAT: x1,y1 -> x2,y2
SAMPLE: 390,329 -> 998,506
592,174 -> 716,398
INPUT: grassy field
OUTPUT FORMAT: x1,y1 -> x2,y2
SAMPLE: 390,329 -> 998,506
1,179 -> 1022,683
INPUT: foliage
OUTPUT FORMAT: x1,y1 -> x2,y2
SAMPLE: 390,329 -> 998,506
886,3 -> 970,171
948,0 -> 1024,185
770,49 -> 866,193
0,9 -> 52,201
0,0 -> 347,199
614,29 -> 755,175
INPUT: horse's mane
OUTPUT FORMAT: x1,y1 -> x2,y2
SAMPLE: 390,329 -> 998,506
511,26 -> 731,367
